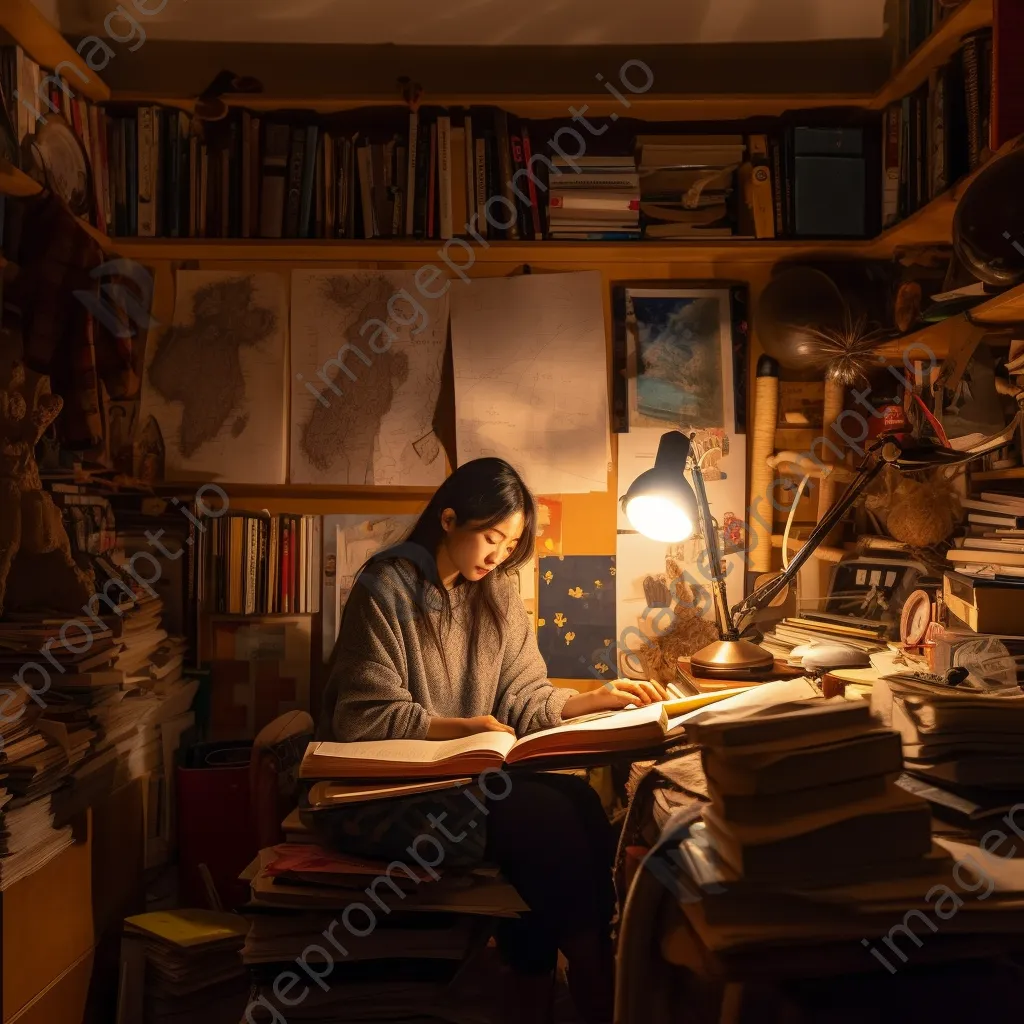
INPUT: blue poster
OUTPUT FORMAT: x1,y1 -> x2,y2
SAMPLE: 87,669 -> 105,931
537,555 -> 617,681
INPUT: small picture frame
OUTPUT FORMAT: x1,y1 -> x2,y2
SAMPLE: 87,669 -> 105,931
611,280 -> 749,435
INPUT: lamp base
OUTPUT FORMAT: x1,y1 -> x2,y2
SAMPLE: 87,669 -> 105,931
690,637 -> 777,681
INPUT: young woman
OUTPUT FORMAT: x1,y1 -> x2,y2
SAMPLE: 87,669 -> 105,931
319,457 -> 667,1023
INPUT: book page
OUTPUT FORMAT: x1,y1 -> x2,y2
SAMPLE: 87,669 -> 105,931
668,677 -> 819,730
309,731 -> 517,765
515,702 -> 669,746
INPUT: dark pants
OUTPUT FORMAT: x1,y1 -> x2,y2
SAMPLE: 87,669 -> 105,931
484,771 -> 618,975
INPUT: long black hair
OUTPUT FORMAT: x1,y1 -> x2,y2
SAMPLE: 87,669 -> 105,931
351,458 -> 536,677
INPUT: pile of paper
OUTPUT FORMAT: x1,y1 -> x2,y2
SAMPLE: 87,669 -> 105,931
873,673 -> 1024,840
118,909 -> 249,1024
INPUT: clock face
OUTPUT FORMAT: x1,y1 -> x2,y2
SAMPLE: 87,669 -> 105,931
901,590 -> 932,646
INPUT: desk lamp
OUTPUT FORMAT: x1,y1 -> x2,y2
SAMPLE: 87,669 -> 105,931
621,403 -> 1024,680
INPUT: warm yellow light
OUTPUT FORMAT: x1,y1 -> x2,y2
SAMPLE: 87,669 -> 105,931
625,494 -> 694,543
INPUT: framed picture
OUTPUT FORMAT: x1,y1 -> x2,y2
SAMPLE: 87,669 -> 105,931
611,281 -> 749,435
611,280 -> 750,681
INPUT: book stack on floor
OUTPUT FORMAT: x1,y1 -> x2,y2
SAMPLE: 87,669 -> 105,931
0,625 -> 81,889
872,671 -> 1024,844
635,134 -> 745,239
27,556 -> 198,859
545,156 -> 640,241
117,909 -> 249,1024
239,812 -> 526,1021
666,695 -> 1024,956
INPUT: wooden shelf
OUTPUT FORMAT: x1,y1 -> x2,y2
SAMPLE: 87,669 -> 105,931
972,467 -> 1024,482
870,0 -> 993,111
874,278 -> 1024,364
0,157 -> 44,198
0,0 -> 109,103
0,156 -> 112,246
109,237 -> 884,263
106,92 -> 875,122
106,0 -> 991,122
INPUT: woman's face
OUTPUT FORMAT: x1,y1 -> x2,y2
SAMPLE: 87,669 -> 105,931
440,509 -> 525,582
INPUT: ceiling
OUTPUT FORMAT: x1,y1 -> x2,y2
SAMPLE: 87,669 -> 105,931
41,0 -> 888,46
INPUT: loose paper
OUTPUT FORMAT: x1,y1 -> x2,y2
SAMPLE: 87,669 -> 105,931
450,271 -> 610,494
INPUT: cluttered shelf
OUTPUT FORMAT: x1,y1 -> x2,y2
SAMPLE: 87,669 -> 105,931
0,0 -> 109,102
874,275 -> 1024,363
869,0 -> 993,110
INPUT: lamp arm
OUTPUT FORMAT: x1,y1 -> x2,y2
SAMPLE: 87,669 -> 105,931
689,454 -> 739,638
731,456 -> 886,627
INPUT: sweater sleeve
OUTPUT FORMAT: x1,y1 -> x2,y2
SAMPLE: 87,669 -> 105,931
322,569 -> 431,743
493,580 -> 577,736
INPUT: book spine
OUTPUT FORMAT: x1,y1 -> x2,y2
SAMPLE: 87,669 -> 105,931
405,111 -> 418,237
493,110 -> 519,240
521,125 -> 544,238
474,136 -> 488,238
437,115 -> 452,240
299,124 -> 319,238
284,125 -> 306,237
427,122 -> 437,239
882,104 -> 901,227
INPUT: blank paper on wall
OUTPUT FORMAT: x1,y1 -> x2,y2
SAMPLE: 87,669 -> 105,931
450,271 -> 610,494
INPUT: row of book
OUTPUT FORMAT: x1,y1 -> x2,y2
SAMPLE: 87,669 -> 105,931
0,42 -> 108,229
0,33 -> 998,246
881,28 -> 993,228
891,0 -> 960,71
200,511 -> 323,616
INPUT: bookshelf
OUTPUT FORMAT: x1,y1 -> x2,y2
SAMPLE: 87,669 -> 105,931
869,0 -> 994,111
0,0 -> 999,255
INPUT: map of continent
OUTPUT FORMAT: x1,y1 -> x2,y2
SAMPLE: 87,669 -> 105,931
139,271 -> 288,484
290,270 -> 449,486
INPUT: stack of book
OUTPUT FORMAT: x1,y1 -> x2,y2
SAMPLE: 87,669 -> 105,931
759,614 -> 890,663
118,909 -> 249,1024
546,156 -> 640,241
873,671 -> 1024,840
667,694 -> 1024,956
946,491 -> 1024,574
690,698 -> 929,886
635,134 -> 745,239
239,825 -> 525,1020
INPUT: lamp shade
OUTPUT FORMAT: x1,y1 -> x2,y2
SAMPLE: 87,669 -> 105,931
621,431 -> 698,543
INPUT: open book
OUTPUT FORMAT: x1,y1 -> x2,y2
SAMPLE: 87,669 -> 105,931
301,687 -> 759,780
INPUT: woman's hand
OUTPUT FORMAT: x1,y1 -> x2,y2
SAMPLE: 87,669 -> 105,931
561,678 -> 669,720
426,715 -> 516,739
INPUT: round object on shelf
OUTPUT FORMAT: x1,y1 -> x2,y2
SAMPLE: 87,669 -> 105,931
23,114 -> 91,218
756,267 -> 847,373
953,145 -> 1024,288
900,589 -> 933,646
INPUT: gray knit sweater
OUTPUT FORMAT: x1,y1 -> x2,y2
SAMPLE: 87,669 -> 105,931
318,557 -> 577,742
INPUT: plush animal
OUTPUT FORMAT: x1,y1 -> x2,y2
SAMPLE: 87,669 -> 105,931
0,361 -> 94,615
